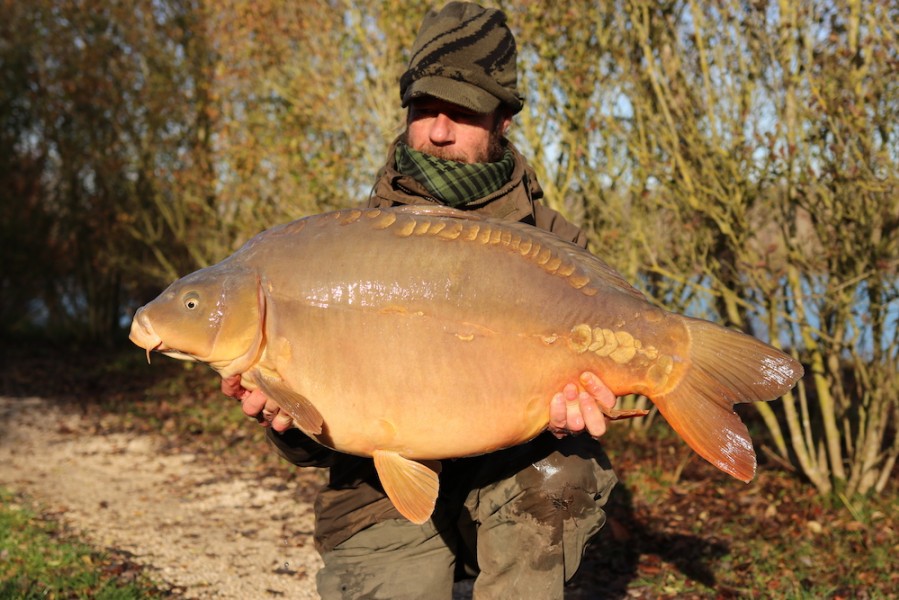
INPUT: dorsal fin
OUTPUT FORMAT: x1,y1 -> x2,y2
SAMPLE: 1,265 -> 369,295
390,204 -> 484,220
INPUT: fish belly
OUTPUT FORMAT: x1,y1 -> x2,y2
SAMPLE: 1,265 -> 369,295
268,304 -> 598,459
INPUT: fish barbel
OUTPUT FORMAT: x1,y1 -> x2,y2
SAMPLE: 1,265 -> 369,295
129,205 -> 803,523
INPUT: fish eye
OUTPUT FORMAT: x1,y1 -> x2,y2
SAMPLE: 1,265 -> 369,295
183,292 -> 200,310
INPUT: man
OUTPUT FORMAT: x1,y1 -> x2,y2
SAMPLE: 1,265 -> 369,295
225,3 -> 618,598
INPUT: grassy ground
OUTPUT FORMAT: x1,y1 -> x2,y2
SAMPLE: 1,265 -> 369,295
2,344 -> 897,598
0,488 -> 164,599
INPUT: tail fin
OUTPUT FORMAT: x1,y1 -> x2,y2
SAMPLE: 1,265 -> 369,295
652,318 -> 803,482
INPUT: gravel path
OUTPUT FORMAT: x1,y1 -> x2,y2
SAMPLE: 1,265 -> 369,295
0,395 -> 323,598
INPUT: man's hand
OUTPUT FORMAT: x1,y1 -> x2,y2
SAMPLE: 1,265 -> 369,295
221,375 -> 293,432
548,372 -> 615,439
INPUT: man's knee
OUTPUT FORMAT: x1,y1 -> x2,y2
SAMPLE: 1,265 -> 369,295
316,519 -> 456,600
519,436 -> 617,510
514,453 -> 613,541
469,438 -> 617,588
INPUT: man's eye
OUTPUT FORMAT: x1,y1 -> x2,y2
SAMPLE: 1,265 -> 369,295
449,111 -> 476,123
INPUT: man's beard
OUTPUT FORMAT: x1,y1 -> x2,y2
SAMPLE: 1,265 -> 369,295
400,127 -> 507,164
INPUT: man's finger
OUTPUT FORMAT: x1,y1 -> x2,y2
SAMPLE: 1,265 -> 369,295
565,385 -> 585,432
549,391 -> 567,431
271,411 -> 294,432
221,375 -> 245,399
579,391 -> 609,438
241,389 -> 269,418
579,372 -> 616,410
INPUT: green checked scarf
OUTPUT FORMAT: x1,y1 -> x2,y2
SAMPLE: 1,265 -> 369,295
395,143 -> 515,207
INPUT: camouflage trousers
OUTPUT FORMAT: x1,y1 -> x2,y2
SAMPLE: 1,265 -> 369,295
315,435 -> 616,600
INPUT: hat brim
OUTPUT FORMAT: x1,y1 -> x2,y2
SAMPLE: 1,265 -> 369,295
402,76 -> 501,115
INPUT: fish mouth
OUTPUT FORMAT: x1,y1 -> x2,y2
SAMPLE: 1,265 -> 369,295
128,309 -> 165,363
128,309 -> 201,364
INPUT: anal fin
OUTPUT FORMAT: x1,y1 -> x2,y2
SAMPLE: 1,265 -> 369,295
602,407 -> 651,421
372,450 -> 441,524
253,371 -> 324,436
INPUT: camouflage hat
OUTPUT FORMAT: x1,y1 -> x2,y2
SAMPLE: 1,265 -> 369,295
400,2 -> 524,115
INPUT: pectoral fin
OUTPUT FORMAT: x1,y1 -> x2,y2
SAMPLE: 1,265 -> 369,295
372,450 -> 441,524
254,372 -> 324,436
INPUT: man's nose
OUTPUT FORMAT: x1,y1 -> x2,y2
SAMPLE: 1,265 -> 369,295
428,113 -> 455,144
